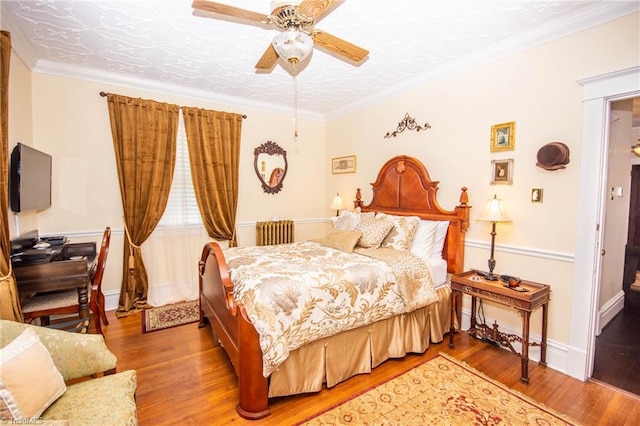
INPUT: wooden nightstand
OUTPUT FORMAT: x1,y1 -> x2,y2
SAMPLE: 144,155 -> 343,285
448,270 -> 550,383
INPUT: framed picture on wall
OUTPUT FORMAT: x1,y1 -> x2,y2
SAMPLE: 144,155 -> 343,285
491,159 -> 513,185
332,155 -> 356,174
490,121 -> 515,152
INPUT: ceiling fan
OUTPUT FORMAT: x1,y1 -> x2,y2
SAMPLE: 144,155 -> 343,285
191,0 -> 369,72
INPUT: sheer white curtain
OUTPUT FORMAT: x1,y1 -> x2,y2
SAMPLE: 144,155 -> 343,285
143,116 -> 210,306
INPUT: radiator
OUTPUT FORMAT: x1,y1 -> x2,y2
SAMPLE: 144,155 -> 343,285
256,220 -> 295,246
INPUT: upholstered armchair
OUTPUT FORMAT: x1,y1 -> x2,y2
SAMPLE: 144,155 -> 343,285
0,320 -> 137,425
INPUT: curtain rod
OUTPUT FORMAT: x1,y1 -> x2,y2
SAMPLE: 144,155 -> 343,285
99,91 -> 247,119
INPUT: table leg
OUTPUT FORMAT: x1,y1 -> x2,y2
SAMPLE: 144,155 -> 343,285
521,310 -> 531,383
470,296 -> 477,332
449,290 -> 457,348
77,283 -> 90,319
540,302 -> 548,367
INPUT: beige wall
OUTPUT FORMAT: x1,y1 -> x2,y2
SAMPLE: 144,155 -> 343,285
7,49 -> 36,236
326,13 -> 640,344
9,68 -> 328,297
5,13 -> 639,351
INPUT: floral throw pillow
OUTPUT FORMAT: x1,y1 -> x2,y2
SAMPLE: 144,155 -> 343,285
313,230 -> 362,253
356,218 -> 394,249
375,213 -> 421,251
332,210 -> 361,232
332,208 -> 375,232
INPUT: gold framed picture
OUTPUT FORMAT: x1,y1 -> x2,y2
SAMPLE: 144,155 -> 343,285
332,155 -> 356,174
490,121 -> 515,152
491,159 -> 513,185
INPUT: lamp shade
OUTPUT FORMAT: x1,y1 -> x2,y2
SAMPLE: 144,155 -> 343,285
272,29 -> 313,64
477,195 -> 511,223
330,193 -> 344,210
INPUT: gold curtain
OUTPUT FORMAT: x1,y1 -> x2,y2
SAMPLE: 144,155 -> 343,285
0,31 -> 22,322
106,94 -> 179,314
182,107 -> 242,246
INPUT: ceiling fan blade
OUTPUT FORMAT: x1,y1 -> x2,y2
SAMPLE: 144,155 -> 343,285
191,0 -> 269,24
255,44 -> 279,71
298,0 -> 343,22
311,30 -> 369,63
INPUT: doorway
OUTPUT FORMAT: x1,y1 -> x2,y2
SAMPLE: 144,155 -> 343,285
590,96 -> 640,395
570,67 -> 639,383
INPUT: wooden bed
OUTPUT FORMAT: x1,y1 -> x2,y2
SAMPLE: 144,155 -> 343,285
198,155 -> 470,419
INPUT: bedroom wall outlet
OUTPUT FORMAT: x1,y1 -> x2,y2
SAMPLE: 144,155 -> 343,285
531,188 -> 543,203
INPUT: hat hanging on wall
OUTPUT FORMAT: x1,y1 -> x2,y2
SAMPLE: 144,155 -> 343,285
536,142 -> 570,171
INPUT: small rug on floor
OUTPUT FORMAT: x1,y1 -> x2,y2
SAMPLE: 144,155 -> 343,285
298,353 -> 577,425
142,300 -> 199,333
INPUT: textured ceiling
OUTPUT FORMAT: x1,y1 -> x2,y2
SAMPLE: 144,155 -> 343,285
1,1 -> 638,118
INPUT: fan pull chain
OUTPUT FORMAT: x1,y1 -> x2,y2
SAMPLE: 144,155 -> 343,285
293,62 -> 299,140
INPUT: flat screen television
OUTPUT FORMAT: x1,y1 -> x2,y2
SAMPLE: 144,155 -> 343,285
9,143 -> 52,213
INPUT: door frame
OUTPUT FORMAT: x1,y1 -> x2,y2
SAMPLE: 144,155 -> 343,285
569,66 -> 640,380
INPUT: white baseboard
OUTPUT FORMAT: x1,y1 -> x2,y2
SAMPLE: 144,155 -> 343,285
104,290 -> 120,312
596,291 -> 625,335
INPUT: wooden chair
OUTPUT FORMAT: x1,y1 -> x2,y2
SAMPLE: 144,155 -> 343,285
22,227 -> 111,334
90,227 -> 111,330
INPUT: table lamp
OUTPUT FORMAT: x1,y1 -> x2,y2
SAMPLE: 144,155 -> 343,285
477,195 -> 512,280
330,193 -> 344,216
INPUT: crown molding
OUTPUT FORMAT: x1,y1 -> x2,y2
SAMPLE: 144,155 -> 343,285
3,1 -> 637,122
0,3 -> 37,69
1,0 -> 323,122
30,60 -> 325,121
325,1 -> 640,120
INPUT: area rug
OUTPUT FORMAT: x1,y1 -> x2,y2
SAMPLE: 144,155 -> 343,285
142,300 -> 199,333
298,353 -> 577,425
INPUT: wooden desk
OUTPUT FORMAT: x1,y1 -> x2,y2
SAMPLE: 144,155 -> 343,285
448,270 -> 550,383
13,243 -> 96,319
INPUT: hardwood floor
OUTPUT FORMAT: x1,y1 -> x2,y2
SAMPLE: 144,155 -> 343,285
592,305 -> 640,396
98,310 -> 640,425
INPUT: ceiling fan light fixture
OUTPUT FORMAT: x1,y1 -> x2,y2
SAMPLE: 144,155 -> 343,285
272,29 -> 313,64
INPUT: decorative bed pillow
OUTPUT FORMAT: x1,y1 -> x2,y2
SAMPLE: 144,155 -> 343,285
331,209 -> 360,231
313,230 -> 362,253
331,208 -> 375,232
0,328 -> 66,420
356,218 -> 394,249
375,213 -> 421,251
410,220 -> 439,261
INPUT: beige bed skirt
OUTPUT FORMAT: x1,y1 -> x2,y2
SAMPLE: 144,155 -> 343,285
268,284 -> 452,397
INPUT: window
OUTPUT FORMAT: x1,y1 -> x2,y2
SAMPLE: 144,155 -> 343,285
158,116 -> 202,227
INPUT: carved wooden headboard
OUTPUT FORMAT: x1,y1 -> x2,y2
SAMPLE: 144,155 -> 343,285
354,155 -> 470,274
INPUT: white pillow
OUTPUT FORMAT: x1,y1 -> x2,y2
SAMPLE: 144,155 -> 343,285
432,221 -> 450,258
409,220 -> 439,261
0,328 -> 66,420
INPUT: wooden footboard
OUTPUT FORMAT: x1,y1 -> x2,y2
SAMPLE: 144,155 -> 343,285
198,242 -> 270,420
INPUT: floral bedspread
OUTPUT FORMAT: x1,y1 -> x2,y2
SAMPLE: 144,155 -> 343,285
224,241 -> 438,377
